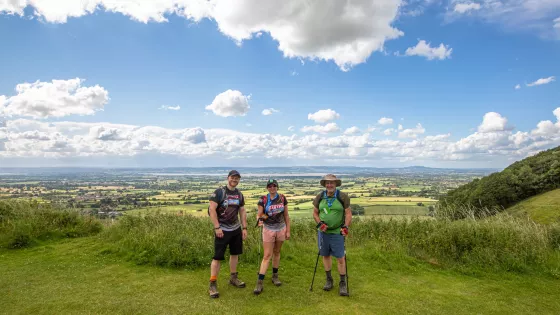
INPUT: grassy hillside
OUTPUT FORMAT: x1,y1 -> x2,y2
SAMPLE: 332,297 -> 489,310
1,237 -> 560,315
439,146 -> 560,219
2,200 -> 559,313
506,189 -> 560,224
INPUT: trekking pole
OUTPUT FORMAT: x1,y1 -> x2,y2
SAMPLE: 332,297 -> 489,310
309,232 -> 322,291
345,249 -> 349,296
257,225 -> 262,274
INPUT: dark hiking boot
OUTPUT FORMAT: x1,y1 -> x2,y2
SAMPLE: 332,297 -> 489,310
253,279 -> 264,295
209,281 -> 219,298
229,272 -> 246,288
323,276 -> 333,291
339,280 -> 349,296
272,273 -> 282,286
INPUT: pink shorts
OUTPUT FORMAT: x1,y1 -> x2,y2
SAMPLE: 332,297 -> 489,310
262,226 -> 287,243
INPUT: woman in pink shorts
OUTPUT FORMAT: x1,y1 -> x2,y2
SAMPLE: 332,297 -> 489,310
253,179 -> 290,295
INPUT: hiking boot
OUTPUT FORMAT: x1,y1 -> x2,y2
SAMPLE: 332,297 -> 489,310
323,276 -> 333,291
271,273 -> 282,286
209,281 -> 219,298
339,280 -> 349,296
229,272 -> 246,288
253,279 -> 264,295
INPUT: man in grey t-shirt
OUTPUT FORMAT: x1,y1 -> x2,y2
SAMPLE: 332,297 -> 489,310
207,170 -> 248,298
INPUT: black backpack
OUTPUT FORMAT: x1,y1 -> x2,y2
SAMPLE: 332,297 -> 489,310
207,187 -> 227,217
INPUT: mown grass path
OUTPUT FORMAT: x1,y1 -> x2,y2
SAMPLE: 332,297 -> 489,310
2,237 -> 559,315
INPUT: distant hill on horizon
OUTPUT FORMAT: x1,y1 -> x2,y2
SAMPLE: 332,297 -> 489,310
0,165 -> 500,176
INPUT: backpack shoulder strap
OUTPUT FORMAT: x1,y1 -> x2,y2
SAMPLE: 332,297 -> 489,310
217,187 -> 227,204
337,190 -> 345,206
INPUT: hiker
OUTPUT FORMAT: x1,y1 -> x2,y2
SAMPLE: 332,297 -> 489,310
207,170 -> 248,298
312,174 -> 352,296
253,179 -> 291,295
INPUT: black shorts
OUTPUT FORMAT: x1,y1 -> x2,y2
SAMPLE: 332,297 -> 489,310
213,227 -> 243,260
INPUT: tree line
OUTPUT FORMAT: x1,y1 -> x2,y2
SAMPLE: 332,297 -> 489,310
440,146 -> 560,216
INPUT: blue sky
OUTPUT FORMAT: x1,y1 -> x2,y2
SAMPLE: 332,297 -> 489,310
0,1 -> 559,168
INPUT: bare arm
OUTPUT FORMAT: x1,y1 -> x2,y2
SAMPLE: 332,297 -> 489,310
283,204 -> 290,232
239,206 -> 247,229
344,207 -> 352,227
208,201 -> 220,228
313,206 -> 321,224
257,205 -> 264,219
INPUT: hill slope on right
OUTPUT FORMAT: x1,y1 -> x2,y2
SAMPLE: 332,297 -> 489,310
439,145 -> 560,219
506,188 -> 560,224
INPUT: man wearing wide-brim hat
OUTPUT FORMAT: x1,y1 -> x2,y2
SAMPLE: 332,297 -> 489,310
312,174 -> 352,296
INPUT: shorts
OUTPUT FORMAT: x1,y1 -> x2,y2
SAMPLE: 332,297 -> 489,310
213,227 -> 243,261
318,231 -> 345,258
262,226 -> 286,243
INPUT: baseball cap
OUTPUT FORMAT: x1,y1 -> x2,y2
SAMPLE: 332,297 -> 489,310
266,179 -> 279,188
228,170 -> 241,177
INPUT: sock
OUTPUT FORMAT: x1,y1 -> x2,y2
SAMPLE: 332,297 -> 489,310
210,275 -> 217,282
326,270 -> 332,279
258,274 -> 265,280
340,274 -> 346,282
230,272 -> 237,276
273,268 -> 279,274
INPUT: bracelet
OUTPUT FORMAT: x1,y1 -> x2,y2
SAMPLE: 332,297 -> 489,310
214,227 -> 220,230
243,227 -> 247,230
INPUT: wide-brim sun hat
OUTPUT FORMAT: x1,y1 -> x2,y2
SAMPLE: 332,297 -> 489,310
320,174 -> 342,187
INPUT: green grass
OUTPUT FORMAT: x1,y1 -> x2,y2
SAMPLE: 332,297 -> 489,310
1,237 -> 559,314
506,189 -> 560,224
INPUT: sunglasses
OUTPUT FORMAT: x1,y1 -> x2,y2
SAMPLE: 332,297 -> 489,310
267,184 -> 277,188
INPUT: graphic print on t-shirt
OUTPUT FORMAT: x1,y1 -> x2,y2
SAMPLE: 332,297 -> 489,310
209,187 -> 245,232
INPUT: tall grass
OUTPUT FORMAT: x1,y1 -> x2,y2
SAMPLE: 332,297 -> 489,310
100,212 -> 560,276
0,200 -> 102,249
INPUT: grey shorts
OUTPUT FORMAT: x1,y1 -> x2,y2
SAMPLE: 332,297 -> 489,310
318,231 -> 345,258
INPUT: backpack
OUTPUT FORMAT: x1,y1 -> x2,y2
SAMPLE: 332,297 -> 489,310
260,194 -> 285,216
207,187 -> 227,217
318,189 -> 346,230
319,189 -> 345,208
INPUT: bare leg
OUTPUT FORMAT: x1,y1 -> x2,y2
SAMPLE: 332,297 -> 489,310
259,242 -> 275,275
336,257 -> 346,275
322,256 -> 332,271
229,255 -> 238,273
211,259 -> 220,277
272,240 -> 284,268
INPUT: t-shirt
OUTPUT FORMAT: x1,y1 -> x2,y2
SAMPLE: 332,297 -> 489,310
257,194 -> 288,231
312,190 -> 350,235
209,186 -> 245,232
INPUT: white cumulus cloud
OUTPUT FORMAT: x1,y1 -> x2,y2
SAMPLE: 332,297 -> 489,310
288,126 -> 295,132
262,108 -> 280,116
308,109 -> 340,123
378,117 -> 394,125
1,108 -> 560,167
0,78 -> 109,119
205,89 -> 250,117
344,126 -> 361,135
515,84 -> 521,90
398,123 -> 425,138
301,123 -> 340,134
478,112 -> 511,133
0,0 -> 404,72
405,40 -> 452,60
454,2 -> 481,14
526,76 -> 555,87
